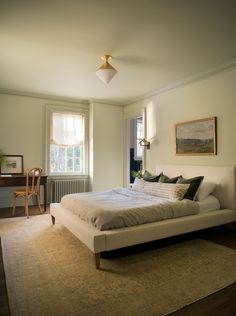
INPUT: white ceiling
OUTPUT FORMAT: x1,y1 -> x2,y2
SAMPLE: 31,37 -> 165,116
1,0 -> 236,105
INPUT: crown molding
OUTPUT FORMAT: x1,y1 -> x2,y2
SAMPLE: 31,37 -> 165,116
1,58 -> 236,107
124,58 -> 236,106
0,88 -> 125,107
0,88 -> 89,105
89,98 -> 124,107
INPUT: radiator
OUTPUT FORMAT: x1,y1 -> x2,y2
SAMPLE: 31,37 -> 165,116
50,178 -> 88,202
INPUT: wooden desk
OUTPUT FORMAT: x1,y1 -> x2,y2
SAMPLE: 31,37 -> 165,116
0,175 -> 48,212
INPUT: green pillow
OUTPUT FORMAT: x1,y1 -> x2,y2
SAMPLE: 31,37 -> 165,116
177,176 -> 204,200
142,170 -> 161,182
158,173 -> 180,183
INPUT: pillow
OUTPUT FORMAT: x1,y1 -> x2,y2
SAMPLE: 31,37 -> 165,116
197,195 -> 220,213
158,173 -> 180,183
142,170 -> 161,182
196,182 -> 216,201
132,177 -> 145,192
177,176 -> 204,200
143,182 -> 190,201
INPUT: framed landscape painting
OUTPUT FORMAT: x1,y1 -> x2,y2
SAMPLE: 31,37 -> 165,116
175,117 -> 217,155
0,155 -> 24,175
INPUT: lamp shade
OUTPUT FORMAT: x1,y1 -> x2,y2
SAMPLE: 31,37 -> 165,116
96,55 -> 117,84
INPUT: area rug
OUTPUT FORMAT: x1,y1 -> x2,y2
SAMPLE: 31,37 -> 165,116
1,215 -> 236,316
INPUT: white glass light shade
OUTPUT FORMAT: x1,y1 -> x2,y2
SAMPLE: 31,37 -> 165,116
96,67 -> 117,84
96,55 -> 117,84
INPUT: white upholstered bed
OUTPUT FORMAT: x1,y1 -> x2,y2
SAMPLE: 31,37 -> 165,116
50,165 -> 236,268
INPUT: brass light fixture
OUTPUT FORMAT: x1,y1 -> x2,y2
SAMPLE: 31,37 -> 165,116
96,54 -> 117,84
139,138 -> 150,150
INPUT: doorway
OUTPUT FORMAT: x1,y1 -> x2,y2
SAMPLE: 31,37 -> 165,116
129,116 -> 143,183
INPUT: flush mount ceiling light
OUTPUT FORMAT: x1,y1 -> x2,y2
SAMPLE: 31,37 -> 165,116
96,54 -> 117,84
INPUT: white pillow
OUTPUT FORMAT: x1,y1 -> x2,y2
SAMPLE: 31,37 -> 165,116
197,195 -> 220,213
132,178 -> 145,192
143,182 -> 190,201
196,182 -> 216,201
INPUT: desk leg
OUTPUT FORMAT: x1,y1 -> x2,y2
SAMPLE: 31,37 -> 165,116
44,182 -> 47,212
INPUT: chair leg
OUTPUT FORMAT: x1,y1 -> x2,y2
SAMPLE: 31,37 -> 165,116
36,194 -> 43,214
12,194 -> 16,216
23,198 -> 27,215
25,198 -> 29,219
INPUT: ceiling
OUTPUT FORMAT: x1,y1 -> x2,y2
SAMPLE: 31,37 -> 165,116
1,0 -> 236,105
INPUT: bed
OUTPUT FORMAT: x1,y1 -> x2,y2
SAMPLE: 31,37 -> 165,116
50,165 -> 236,268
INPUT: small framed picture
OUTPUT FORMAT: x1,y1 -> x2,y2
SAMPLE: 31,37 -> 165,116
0,155 -> 24,175
175,117 -> 217,155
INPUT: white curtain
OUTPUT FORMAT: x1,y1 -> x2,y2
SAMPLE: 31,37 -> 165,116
51,112 -> 84,146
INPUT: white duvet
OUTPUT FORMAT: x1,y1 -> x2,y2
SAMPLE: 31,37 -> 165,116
60,188 -> 199,230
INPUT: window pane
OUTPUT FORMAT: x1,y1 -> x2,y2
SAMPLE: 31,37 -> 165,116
74,146 -> 80,157
67,147 -> 73,157
67,158 -> 73,171
75,158 -> 81,172
58,147 -> 66,172
50,144 -> 83,173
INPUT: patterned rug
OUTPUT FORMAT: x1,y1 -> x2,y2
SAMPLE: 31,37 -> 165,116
1,214 -> 236,316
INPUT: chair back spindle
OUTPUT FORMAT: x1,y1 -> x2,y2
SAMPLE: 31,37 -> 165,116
28,168 -> 43,193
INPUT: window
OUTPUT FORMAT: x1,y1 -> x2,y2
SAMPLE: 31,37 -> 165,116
46,105 -> 89,176
134,117 -> 143,160
50,145 -> 82,173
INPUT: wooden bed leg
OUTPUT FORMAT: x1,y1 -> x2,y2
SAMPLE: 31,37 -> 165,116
51,215 -> 55,225
94,253 -> 101,269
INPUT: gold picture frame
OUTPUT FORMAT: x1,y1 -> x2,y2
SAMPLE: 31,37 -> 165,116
174,117 -> 217,155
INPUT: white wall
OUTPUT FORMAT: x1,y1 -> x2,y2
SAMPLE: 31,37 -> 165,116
89,102 -> 124,191
124,67 -> 236,176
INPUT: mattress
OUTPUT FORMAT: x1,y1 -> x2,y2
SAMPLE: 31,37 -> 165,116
60,188 -> 199,230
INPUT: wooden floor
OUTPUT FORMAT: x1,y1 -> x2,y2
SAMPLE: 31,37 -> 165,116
0,206 -> 236,316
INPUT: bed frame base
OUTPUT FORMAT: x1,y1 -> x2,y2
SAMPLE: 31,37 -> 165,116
94,253 -> 101,269
51,215 -> 55,225
49,164 -> 236,269
50,202 -> 236,269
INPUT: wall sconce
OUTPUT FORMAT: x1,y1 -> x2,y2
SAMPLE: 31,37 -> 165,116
139,138 -> 150,150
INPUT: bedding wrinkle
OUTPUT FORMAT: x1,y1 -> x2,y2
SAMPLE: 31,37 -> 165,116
60,188 -> 199,230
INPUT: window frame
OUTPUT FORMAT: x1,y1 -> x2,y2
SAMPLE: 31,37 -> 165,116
45,104 -> 89,177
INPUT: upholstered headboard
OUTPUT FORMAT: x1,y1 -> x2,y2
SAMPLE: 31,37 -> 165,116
156,165 -> 236,210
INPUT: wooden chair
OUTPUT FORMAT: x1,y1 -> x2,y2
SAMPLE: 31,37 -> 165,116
12,167 -> 43,218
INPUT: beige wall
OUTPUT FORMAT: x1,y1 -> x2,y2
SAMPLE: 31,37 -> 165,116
0,94 -> 87,207
1,66 -> 235,206
125,67 -> 236,176
0,94 -> 124,207
89,102 -> 124,191
0,94 -> 45,169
